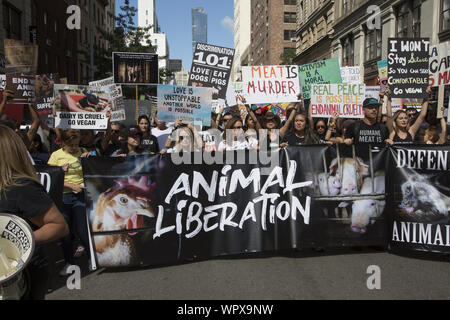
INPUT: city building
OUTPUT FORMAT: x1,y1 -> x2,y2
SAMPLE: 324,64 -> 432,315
330,0 -> 444,85
168,59 -> 183,72
250,0 -> 297,66
192,8 -> 207,55
293,0 -> 335,65
232,0 -> 251,81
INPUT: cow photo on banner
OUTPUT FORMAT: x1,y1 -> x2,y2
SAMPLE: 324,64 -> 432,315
242,65 -> 301,104
387,145 -> 450,253
388,38 -> 430,98
52,84 -> 113,130
113,52 -> 159,85
188,43 -> 235,100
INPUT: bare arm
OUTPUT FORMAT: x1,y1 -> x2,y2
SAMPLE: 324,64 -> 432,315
28,204 -> 69,244
100,112 -> 112,152
0,90 -> 13,115
383,88 -> 394,134
26,104 -> 41,144
438,116 -> 447,145
280,105 -> 296,137
409,87 -> 431,138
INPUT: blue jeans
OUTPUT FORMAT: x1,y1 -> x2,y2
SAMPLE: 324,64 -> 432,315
61,192 -> 89,264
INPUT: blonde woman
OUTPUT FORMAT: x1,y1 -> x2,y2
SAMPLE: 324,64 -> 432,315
0,125 -> 68,299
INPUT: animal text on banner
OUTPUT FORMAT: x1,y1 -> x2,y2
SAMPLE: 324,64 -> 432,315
310,83 -> 365,118
6,74 -> 35,104
242,65 -> 301,104
388,38 -> 430,98
35,74 -> 60,127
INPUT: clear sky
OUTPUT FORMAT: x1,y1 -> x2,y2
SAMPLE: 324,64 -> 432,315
115,0 -> 234,71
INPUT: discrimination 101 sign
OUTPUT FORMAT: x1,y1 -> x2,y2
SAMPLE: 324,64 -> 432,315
310,83 -> 365,118
242,65 -> 301,104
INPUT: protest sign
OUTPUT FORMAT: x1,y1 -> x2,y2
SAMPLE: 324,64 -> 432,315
52,84 -> 112,129
157,84 -> 212,126
388,38 -> 430,98
377,59 -> 388,91
298,58 -> 342,100
341,66 -> 361,84
0,74 -> 5,89
310,83 -> 365,118
429,42 -> 450,87
89,77 -> 114,87
387,145 -> 450,253
6,74 -> 35,104
35,74 -> 60,126
188,43 -> 235,100
365,86 -> 380,100
113,52 -> 159,85
242,65 -> 301,104
225,81 -> 248,106
4,39 -> 38,75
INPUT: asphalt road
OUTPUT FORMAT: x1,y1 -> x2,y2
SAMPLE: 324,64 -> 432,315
45,247 -> 449,300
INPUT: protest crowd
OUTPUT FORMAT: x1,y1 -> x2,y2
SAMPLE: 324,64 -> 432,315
0,36 -> 449,300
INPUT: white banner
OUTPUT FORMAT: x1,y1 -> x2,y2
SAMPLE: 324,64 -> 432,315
55,111 -> 107,130
242,65 -> 301,104
340,66 -> 361,84
429,42 -> 450,87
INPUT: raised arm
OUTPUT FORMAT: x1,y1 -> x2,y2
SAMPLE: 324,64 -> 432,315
438,115 -> 447,145
382,87 -> 394,133
280,104 -> 296,137
26,104 -> 41,144
325,112 -> 339,141
100,111 -> 112,152
0,90 -> 13,116
409,86 -> 431,138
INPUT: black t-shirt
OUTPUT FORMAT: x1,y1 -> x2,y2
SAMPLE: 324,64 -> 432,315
140,134 -> 160,154
103,142 -> 121,156
0,178 -> 54,223
393,131 -> 413,144
345,120 -> 389,144
283,134 -> 305,146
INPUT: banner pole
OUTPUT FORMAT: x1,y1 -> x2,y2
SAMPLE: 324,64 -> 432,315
135,85 -> 138,124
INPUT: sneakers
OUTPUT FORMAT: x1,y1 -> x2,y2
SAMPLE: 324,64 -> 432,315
74,245 -> 85,258
59,263 -> 74,277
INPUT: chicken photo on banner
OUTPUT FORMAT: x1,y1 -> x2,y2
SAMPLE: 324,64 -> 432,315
90,176 -> 157,266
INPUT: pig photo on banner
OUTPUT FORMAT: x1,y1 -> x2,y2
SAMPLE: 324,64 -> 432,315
188,43 -> 235,100
52,84 -> 113,130
310,83 -> 365,118
388,38 -> 430,98
113,52 -> 159,85
89,77 -> 126,121
387,145 -> 450,254
242,65 -> 301,104
6,74 -> 35,104
298,57 -> 342,100
35,74 -> 60,127
157,84 -> 213,126
429,42 -> 450,87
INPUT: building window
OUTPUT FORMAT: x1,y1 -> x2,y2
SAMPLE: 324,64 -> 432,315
284,12 -> 296,23
441,0 -> 450,31
284,0 -> 296,4
342,35 -> 354,66
342,0 -> 355,15
3,2 -> 21,40
284,29 -> 296,41
365,27 -> 382,61
397,0 -> 421,37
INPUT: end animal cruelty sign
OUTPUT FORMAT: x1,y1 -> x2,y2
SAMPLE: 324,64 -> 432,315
310,83 -> 365,118
242,65 -> 300,104
6,74 -> 35,104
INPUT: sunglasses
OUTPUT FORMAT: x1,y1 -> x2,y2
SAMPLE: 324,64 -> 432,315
233,126 -> 243,129
316,125 -> 326,129
179,135 -> 190,140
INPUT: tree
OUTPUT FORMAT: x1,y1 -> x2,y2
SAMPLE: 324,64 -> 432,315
280,48 -> 297,65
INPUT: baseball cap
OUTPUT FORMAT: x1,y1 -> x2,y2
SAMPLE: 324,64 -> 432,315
363,98 -> 382,108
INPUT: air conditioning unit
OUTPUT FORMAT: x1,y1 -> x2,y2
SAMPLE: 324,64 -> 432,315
290,37 -> 296,42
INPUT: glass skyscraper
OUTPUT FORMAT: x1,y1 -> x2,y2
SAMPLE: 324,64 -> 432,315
192,8 -> 207,54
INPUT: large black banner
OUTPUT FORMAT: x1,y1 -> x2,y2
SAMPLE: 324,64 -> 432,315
188,43 -> 235,100
82,144 -> 389,268
387,145 -> 450,253
34,164 -> 65,211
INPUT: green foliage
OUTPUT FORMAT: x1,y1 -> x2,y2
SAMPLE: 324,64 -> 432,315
280,48 -> 297,65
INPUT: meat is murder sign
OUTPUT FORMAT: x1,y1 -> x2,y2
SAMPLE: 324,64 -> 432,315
388,38 -> 430,98
188,43 -> 235,100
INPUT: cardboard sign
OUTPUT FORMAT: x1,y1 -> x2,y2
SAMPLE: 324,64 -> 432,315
341,66 -> 361,84
377,59 -> 388,91
225,81 -> 248,106
6,74 -> 35,104
113,52 -> 159,85
89,77 -> 114,87
298,58 -> 342,99
242,65 -> 301,104
35,74 -> 60,127
52,84 -> 112,129
429,42 -> 450,87
365,86 -> 380,100
157,84 -> 212,126
310,83 -> 365,118
188,43 -> 235,100
388,38 -> 430,98
4,39 -> 38,75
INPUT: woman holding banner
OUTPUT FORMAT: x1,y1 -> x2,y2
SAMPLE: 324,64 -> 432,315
281,112 -> 320,147
218,117 -> 258,151
166,121 -> 203,153
0,125 -> 68,299
47,129 -> 91,276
